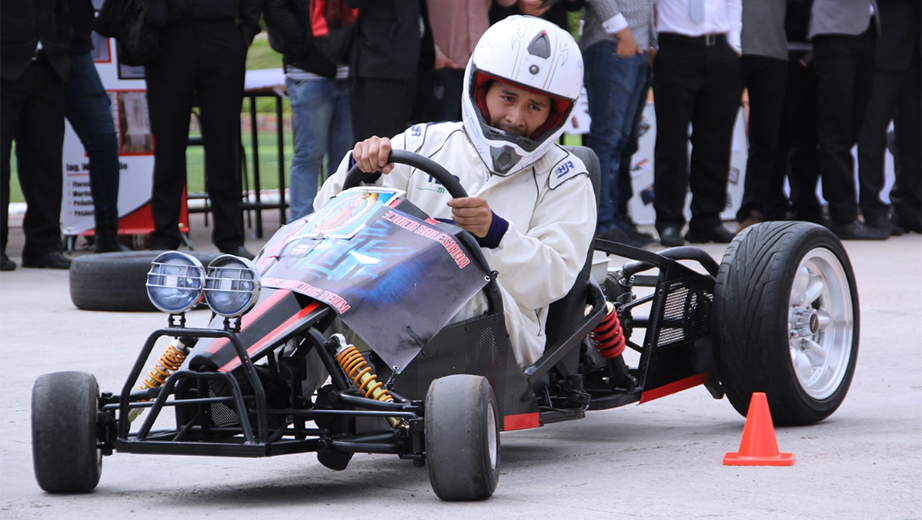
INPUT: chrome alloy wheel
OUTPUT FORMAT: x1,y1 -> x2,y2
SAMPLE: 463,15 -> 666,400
788,247 -> 855,399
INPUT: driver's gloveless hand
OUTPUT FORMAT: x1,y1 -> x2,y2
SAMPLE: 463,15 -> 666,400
353,136 -> 394,174
448,197 -> 493,238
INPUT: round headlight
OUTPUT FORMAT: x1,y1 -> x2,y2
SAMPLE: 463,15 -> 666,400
146,252 -> 206,314
204,255 -> 261,317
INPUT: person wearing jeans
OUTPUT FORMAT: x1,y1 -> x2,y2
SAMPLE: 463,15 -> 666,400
65,53 -> 124,251
64,0 -> 126,252
264,0 -> 352,222
580,0 -> 655,247
285,72 -> 352,221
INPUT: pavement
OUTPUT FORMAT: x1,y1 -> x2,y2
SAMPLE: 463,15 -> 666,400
1,210 -> 920,520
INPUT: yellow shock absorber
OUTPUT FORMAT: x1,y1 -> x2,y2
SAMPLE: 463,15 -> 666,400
334,340 -> 404,428
129,338 -> 191,422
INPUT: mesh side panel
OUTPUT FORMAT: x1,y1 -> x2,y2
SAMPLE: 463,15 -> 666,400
208,384 -> 240,426
655,278 -> 713,348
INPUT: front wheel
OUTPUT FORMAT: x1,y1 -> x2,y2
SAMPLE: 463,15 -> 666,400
425,375 -> 499,500
713,222 -> 859,425
32,371 -> 103,493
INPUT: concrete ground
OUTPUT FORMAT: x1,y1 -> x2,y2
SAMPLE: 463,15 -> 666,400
1,210 -> 920,520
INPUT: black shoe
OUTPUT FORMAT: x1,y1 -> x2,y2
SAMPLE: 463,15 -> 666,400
219,245 -> 255,260
892,210 -> 922,234
686,225 -> 735,244
21,250 -> 72,269
617,220 -> 657,245
149,238 -> 181,251
95,220 -> 131,253
830,219 -> 889,240
658,226 -> 685,247
1,253 -> 16,271
863,213 -> 903,237
596,226 -> 647,248
316,449 -> 353,471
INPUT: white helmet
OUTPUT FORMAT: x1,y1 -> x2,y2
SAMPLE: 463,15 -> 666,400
461,15 -> 583,176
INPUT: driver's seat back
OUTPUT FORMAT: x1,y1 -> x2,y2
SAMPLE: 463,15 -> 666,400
543,146 -> 601,359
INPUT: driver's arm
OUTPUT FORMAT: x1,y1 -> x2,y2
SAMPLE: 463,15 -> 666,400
484,170 -> 596,311
314,133 -> 414,211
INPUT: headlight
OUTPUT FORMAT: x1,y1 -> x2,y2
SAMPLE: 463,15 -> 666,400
204,255 -> 261,317
146,252 -> 206,314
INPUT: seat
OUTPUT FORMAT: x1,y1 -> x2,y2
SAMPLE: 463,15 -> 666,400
542,146 -> 602,374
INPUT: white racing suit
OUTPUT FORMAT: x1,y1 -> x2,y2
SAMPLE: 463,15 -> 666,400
315,122 -> 597,368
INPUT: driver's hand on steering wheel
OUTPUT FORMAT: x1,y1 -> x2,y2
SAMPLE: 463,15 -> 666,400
448,197 -> 493,238
353,136 -> 394,174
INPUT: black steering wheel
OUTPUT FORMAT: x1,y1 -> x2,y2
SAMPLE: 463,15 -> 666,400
342,149 -> 468,199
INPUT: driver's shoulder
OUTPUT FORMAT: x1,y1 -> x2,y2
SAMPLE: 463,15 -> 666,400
401,121 -> 466,155
539,145 -> 590,191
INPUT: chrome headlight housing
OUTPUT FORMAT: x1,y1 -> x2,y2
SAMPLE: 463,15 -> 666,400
204,255 -> 261,317
146,252 -> 206,314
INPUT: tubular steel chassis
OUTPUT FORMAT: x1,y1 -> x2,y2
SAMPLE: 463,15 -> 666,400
97,238 -> 726,464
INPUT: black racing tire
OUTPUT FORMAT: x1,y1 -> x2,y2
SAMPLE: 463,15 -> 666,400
425,375 -> 500,501
713,222 -> 859,426
31,371 -> 102,493
69,251 -> 221,311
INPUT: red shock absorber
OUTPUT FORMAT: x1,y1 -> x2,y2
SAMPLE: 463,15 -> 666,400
591,301 -> 626,359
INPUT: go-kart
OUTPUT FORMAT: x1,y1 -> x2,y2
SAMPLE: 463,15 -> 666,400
31,148 -> 860,500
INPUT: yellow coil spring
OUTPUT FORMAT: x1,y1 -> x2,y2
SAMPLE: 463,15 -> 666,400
129,341 -> 188,422
335,346 -> 394,403
139,343 -> 188,390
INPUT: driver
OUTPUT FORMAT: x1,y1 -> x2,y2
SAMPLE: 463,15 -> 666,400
314,15 -> 596,369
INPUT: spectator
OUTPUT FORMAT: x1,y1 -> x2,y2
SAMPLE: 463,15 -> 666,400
651,0 -> 742,247
857,0 -> 920,234
772,0 -> 822,224
347,0 -> 435,142
412,0 -> 516,123
1,0 -> 73,271
65,0 -> 128,252
809,0 -> 887,239
735,0 -> 788,232
492,0 -> 585,30
614,72 -> 656,244
580,0 -> 656,247
145,0 -> 261,258
264,0 -> 353,222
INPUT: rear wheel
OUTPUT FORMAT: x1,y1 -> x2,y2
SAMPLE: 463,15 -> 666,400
32,371 -> 103,493
714,222 -> 859,425
425,375 -> 499,500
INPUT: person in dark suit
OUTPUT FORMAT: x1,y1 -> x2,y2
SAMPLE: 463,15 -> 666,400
651,0 -> 743,247
347,0 -> 435,142
809,0 -> 888,240
1,0 -> 73,271
145,0 -> 261,259
857,0 -> 921,234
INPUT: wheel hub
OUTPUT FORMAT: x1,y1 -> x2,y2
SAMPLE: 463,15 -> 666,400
787,247 -> 854,400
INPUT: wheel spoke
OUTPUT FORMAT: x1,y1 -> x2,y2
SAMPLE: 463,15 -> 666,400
803,274 -> 825,306
802,339 -> 828,367
815,309 -> 832,331
792,349 -> 814,380
791,266 -> 810,304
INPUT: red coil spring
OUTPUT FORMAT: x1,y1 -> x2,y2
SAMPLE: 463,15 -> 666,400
591,301 -> 626,359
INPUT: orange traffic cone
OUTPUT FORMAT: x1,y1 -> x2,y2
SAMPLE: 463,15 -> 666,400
723,392 -> 794,466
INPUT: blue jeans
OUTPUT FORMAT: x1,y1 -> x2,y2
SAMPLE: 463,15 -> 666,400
64,52 -> 121,223
286,75 -> 352,221
583,42 -> 649,233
